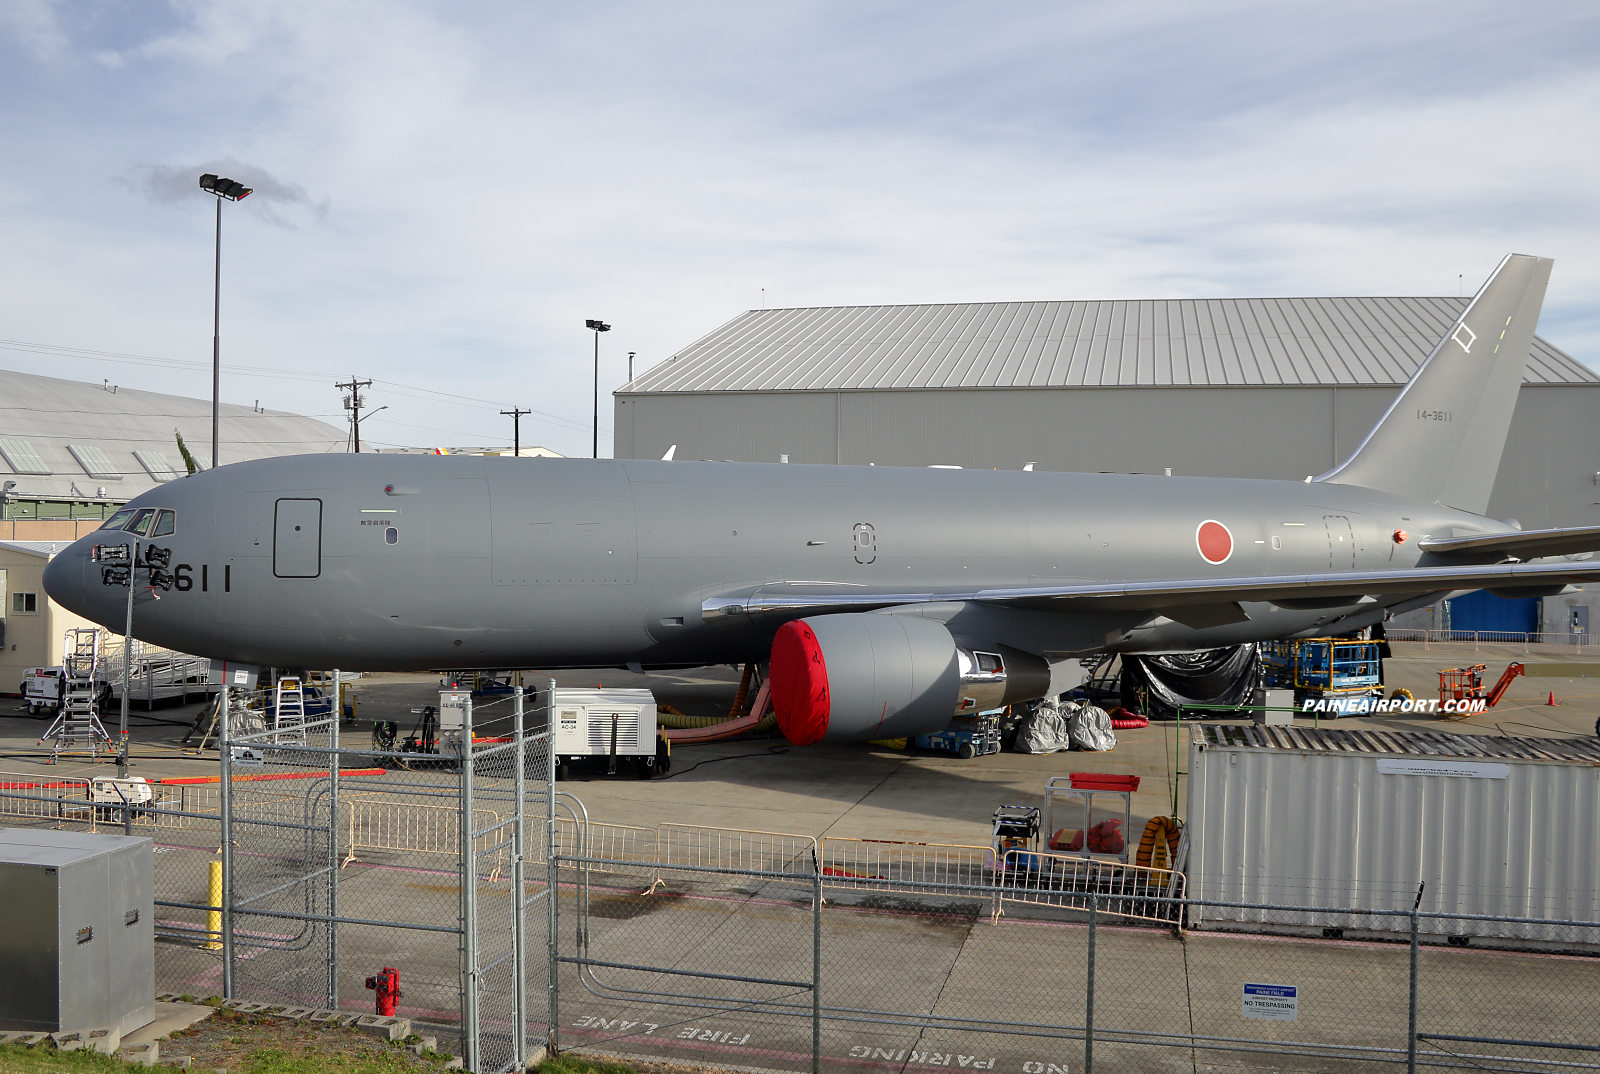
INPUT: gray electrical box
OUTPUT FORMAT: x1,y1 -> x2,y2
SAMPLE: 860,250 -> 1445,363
1252,688 -> 1296,726
0,828 -> 155,1036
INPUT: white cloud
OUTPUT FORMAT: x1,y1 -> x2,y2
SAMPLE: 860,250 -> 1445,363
0,1 -> 1597,457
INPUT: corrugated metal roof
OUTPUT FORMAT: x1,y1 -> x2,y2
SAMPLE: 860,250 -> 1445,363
629,297 -> 1596,393
1199,724 -> 1600,764
0,369 -> 346,502
0,540 -> 72,558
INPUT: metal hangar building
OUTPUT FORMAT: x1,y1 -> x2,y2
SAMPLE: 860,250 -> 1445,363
0,368 -> 346,542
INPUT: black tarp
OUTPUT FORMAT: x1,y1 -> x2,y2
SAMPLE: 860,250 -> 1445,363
1120,644 -> 1261,720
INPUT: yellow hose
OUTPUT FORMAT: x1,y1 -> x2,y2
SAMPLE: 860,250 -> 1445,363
727,663 -> 754,719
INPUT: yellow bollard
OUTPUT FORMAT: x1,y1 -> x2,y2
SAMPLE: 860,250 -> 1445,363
207,860 -> 223,950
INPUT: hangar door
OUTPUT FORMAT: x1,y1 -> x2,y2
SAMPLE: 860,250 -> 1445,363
274,499 -> 322,578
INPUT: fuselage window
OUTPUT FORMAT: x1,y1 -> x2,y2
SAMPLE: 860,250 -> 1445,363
126,508 -> 156,536
101,508 -> 136,530
385,527 -> 398,545
150,510 -> 176,537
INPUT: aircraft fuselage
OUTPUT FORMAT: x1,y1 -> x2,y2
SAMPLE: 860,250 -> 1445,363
45,454 -> 1490,671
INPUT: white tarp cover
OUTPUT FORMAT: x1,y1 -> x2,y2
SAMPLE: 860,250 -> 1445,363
1015,698 -> 1072,754
1068,703 -> 1117,752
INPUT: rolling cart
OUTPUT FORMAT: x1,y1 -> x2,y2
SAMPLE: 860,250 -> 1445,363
915,714 -> 1001,759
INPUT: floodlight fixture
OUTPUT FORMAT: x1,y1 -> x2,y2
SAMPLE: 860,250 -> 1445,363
199,173 -> 253,201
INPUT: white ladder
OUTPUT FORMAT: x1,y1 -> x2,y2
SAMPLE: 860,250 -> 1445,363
40,628 -> 113,763
274,677 -> 307,744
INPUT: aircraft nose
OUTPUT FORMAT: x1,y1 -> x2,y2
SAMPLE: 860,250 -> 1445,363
43,541 -> 119,629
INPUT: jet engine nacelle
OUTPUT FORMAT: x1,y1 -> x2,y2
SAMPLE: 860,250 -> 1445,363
768,613 -> 1051,745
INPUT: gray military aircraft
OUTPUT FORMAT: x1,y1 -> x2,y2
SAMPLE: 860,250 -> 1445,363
43,253 -> 1600,745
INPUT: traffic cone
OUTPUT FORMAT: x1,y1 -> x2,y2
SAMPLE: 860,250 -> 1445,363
1546,691 -> 1558,706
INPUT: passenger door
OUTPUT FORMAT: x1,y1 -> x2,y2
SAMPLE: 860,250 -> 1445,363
274,499 -> 322,578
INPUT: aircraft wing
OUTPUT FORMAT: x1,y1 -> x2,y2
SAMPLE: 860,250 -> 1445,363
1417,524 -> 1600,560
703,558 -> 1600,623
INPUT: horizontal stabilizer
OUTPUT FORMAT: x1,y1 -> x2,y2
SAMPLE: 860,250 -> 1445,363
1418,524 -> 1600,560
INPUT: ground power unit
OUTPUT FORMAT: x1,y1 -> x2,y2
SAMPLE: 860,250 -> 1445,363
551,688 -> 668,780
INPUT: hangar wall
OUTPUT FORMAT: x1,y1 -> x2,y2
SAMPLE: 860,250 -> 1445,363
615,383 -> 1600,530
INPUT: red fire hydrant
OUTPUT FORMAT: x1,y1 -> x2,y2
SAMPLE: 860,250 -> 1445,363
364,967 -> 401,1016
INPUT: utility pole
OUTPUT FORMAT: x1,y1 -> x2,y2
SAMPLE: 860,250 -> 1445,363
500,407 -> 531,456
336,376 -> 374,453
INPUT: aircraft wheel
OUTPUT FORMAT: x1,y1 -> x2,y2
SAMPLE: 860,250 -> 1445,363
958,742 -> 977,760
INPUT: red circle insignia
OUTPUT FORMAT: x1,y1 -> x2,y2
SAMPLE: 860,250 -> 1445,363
1196,520 -> 1233,564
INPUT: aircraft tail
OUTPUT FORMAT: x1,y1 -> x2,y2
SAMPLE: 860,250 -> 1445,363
1318,253 -> 1553,514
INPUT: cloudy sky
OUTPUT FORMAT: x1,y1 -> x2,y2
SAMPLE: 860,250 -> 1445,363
2,1 -> 1597,457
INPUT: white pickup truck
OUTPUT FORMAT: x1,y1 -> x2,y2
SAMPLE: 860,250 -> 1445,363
20,667 -> 112,716
21,666 -> 64,716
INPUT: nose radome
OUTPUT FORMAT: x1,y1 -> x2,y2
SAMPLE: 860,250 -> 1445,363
43,541 -> 112,628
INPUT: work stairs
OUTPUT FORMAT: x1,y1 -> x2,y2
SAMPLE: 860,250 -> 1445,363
274,677 -> 308,745
40,628 -> 113,763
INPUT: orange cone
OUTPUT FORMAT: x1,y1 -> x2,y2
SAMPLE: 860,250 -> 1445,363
1547,691 -> 1558,706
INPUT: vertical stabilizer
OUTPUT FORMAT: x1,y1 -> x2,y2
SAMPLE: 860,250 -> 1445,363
1319,254 -> 1553,513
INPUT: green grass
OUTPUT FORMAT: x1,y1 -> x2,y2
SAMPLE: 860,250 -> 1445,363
535,1055 -> 648,1074
0,1044 -> 436,1074
0,1039 -> 652,1074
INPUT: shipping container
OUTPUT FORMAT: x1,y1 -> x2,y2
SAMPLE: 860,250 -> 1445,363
1185,725 -> 1600,941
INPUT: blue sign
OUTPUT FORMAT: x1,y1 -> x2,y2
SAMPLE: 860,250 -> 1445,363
1242,982 -> 1298,1021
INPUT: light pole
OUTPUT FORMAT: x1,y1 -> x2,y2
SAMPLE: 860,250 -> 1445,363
199,174 -> 253,470
585,319 -> 611,459
501,407 -> 530,456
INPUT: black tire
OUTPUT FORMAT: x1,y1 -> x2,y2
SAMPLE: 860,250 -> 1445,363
958,742 -> 977,760
636,757 -> 655,780
556,761 -> 571,782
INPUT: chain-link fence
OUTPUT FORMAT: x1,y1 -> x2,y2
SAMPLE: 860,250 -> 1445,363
5,719 -> 1598,1074
547,837 -> 1600,1074
0,678 -> 554,1074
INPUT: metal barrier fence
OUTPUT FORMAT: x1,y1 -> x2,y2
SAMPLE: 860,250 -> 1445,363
1386,628 -> 1596,650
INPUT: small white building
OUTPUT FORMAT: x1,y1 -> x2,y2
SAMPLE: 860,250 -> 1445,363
0,540 -> 96,695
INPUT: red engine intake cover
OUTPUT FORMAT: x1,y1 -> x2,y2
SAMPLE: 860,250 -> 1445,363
770,619 -> 831,746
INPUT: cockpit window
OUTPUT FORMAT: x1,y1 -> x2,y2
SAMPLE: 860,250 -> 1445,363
126,508 -> 156,536
150,510 -> 176,537
101,509 -> 136,530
